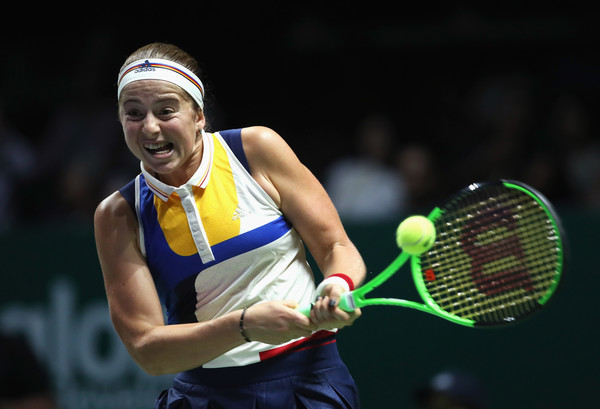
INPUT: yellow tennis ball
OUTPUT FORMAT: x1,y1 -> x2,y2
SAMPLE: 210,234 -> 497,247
395,215 -> 436,255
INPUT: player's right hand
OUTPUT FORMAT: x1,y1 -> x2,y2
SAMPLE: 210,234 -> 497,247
241,300 -> 315,345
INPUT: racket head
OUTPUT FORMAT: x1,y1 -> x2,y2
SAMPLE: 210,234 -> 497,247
412,180 -> 565,327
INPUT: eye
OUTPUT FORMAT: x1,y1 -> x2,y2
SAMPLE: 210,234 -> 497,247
123,108 -> 144,121
158,107 -> 176,117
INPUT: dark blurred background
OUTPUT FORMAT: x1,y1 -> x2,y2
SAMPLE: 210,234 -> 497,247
1,4 -> 599,228
1,4 -> 598,409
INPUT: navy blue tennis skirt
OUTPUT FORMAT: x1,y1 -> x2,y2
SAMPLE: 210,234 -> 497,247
154,340 -> 360,409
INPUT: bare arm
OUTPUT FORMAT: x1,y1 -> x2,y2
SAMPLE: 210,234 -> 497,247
94,192 -> 313,375
242,126 -> 367,329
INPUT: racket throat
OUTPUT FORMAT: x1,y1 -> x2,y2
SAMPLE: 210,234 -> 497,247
339,292 -> 357,311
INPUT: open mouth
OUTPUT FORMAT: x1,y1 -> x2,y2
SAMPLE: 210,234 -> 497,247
144,142 -> 174,156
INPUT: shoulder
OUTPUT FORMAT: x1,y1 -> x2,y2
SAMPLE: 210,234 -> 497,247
94,191 -> 136,236
239,126 -> 296,163
240,126 -> 284,148
235,127 -> 301,207
94,190 -> 142,264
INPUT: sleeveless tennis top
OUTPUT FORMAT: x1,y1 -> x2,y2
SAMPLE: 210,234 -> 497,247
119,129 -> 330,368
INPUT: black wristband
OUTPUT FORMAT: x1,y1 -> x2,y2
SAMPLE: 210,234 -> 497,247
239,307 -> 252,342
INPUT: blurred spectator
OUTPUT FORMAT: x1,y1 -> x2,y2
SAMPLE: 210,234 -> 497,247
324,114 -> 408,222
414,369 -> 488,409
394,143 -> 439,214
548,94 -> 600,208
33,31 -> 137,225
34,95 -> 126,224
0,99 -> 37,231
0,332 -> 56,409
457,72 -> 535,184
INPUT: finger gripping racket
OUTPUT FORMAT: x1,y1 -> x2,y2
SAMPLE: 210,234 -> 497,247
308,180 -> 565,327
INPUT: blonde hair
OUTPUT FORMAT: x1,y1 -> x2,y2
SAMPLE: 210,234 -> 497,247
121,43 -> 201,79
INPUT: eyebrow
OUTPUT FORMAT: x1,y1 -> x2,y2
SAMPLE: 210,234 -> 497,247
121,94 -> 182,106
154,95 -> 182,104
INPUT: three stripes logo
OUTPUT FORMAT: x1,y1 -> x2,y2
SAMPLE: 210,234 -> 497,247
232,206 -> 250,220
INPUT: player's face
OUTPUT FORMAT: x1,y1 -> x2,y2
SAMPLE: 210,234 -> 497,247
119,80 -> 205,186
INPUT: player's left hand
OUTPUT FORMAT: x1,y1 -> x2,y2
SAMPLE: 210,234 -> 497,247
309,284 -> 361,330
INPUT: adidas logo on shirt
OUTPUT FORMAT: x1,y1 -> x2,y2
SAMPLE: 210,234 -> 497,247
232,206 -> 250,220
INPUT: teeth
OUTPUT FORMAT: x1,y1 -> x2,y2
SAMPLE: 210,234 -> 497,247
144,142 -> 173,154
145,142 -> 170,149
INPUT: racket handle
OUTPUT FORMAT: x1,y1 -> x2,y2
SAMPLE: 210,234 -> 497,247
296,291 -> 357,317
296,303 -> 313,317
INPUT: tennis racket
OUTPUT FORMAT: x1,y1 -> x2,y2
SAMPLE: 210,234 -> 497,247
301,180 -> 565,327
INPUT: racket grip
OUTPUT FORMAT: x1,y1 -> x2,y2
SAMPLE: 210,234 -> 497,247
296,303 -> 313,317
297,291 -> 356,317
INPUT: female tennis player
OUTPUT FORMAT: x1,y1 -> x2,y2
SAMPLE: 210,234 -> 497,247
94,42 -> 366,408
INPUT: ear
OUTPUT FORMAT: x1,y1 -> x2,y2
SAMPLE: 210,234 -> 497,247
195,108 -> 206,130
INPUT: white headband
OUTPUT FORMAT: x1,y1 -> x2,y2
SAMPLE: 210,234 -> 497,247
117,58 -> 205,109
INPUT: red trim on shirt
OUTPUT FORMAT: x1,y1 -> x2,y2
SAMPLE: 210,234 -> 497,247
259,330 -> 335,361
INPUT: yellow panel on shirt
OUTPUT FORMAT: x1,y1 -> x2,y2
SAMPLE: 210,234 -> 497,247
154,135 -> 241,256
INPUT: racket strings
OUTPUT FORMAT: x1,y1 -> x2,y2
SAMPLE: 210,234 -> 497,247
419,185 -> 561,324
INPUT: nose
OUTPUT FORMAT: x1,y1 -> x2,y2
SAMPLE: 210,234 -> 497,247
141,113 -> 160,137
